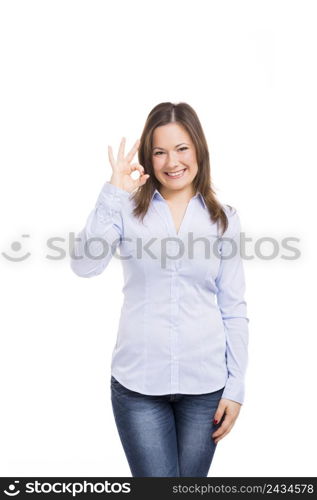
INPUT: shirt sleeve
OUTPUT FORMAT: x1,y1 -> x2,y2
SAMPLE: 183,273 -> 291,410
70,181 -> 131,278
215,208 -> 250,404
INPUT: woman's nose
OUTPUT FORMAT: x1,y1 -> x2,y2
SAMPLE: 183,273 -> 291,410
166,151 -> 179,167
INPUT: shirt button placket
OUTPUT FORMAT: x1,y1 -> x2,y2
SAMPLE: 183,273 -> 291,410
170,242 -> 180,394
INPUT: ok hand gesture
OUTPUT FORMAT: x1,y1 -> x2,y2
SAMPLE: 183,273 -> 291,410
108,137 -> 150,193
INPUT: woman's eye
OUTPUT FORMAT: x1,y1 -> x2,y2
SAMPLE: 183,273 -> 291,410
154,147 -> 188,156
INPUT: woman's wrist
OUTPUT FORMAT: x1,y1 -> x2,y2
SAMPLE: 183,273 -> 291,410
109,176 -> 126,191
107,177 -> 132,196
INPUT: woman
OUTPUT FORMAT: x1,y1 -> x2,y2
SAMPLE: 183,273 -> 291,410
70,101 -> 249,477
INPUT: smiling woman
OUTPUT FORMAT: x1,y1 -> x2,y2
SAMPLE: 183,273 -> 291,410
152,127 -> 198,188
131,102 -> 232,237
70,101 -> 250,478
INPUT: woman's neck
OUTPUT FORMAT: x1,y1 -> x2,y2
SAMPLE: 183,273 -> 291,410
159,185 -> 196,205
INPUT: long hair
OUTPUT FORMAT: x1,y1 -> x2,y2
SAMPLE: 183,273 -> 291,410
132,101 -> 232,236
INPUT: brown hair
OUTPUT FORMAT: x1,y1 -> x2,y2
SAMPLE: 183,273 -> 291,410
132,101 -> 232,236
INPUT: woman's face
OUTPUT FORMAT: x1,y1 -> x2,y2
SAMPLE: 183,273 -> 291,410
151,122 -> 198,192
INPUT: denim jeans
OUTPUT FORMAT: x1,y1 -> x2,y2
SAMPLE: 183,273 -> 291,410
110,375 -> 225,477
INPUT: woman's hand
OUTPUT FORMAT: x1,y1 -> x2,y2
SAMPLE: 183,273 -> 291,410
211,398 -> 242,444
108,137 -> 150,193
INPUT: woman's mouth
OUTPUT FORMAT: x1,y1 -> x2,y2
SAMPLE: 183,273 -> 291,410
164,168 -> 187,179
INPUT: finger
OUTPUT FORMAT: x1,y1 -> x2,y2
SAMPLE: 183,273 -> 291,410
213,421 -> 233,442
212,415 -> 233,439
213,418 -> 233,437
108,145 -> 115,170
213,399 -> 227,425
126,138 -> 140,164
212,422 -> 228,440
138,174 -> 150,186
117,137 -> 126,162
130,163 -> 144,174
213,423 -> 234,444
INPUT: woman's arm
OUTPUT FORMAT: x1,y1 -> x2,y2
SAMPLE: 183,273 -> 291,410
70,182 -> 130,278
215,208 -> 250,405
70,137 -> 150,278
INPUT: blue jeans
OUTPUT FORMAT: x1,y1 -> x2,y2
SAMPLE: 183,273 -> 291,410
110,375 -> 225,477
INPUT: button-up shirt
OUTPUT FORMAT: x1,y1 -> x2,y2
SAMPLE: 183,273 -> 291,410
70,181 -> 249,404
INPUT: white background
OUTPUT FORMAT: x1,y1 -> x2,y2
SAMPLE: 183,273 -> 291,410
0,0 -> 316,477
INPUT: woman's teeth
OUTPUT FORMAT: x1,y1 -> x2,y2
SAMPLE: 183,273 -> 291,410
165,168 -> 186,179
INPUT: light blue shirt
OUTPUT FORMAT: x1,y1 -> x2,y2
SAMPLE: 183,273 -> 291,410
70,181 -> 249,404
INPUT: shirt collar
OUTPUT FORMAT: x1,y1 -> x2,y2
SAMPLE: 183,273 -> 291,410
151,189 -> 207,209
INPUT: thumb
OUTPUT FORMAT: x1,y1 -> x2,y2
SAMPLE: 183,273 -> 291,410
213,400 -> 226,425
138,174 -> 150,186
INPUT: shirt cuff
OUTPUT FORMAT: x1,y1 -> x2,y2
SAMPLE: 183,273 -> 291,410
221,376 -> 245,405
104,181 -> 132,199
94,182 -> 131,221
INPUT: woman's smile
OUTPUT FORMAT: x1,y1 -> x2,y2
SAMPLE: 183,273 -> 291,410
164,168 -> 187,179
